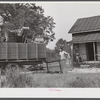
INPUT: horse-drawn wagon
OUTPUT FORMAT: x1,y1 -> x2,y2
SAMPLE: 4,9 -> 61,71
0,15 -> 47,70
0,15 -> 62,73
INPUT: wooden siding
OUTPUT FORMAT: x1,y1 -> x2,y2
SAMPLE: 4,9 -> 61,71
79,43 -> 87,61
18,43 -> 27,59
38,43 -> 46,59
0,43 -> 7,59
28,43 -> 37,59
8,43 -> 17,59
0,43 -> 46,60
72,32 -> 100,43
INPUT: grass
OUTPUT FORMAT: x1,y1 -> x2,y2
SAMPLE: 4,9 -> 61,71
2,69 -> 100,88
2,62 -> 100,88
17,72 -> 100,88
1,63 -> 33,88
33,73 -> 100,87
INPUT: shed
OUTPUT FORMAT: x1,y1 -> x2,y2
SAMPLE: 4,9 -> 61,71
69,15 -> 100,65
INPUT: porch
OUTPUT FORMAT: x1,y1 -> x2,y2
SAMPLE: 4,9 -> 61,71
73,42 -> 100,61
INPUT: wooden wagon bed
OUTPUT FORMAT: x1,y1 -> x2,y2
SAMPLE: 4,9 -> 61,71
0,43 -> 46,60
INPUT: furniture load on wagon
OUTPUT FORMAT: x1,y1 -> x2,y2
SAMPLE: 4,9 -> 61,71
0,15 -> 47,71
0,15 -> 62,73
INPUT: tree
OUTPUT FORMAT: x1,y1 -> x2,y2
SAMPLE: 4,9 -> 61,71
46,48 -> 60,62
55,38 -> 66,51
55,38 -> 71,53
0,3 -> 55,44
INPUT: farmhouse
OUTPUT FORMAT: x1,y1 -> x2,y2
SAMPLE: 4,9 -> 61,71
69,15 -> 100,64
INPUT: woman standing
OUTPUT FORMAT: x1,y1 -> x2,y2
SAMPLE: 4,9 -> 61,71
59,48 -> 69,73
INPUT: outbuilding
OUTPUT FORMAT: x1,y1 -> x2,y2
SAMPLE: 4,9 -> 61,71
69,15 -> 100,66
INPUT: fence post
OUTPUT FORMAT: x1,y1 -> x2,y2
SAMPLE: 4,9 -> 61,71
46,62 -> 49,73
59,60 -> 63,73
71,44 -> 73,68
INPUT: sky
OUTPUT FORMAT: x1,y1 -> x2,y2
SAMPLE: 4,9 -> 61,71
36,2 -> 100,49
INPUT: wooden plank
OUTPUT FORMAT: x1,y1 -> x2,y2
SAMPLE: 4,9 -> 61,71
0,43 -> 46,60
71,44 -> 73,67
26,43 -> 28,60
8,43 -> 17,59
6,43 -> 8,61
96,42 -> 100,60
44,43 -> 46,58
93,42 -> 96,61
0,43 -> 6,59
36,43 -> 38,59
28,43 -> 37,59
38,43 -> 46,59
18,43 -> 26,59
16,43 -> 18,60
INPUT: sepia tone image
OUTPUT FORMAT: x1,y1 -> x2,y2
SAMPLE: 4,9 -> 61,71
0,2 -> 100,88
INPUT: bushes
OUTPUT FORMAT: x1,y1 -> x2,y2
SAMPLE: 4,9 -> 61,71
2,63 -> 33,88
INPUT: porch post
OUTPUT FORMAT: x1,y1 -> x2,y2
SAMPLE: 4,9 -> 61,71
93,42 -> 96,61
71,43 -> 73,67
0,68 -> 2,88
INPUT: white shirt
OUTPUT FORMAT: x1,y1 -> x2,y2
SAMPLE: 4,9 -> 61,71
59,51 -> 70,60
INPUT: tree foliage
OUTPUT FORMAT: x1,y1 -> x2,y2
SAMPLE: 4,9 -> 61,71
0,3 -> 55,44
46,48 -> 60,62
55,38 -> 71,54
55,38 -> 67,51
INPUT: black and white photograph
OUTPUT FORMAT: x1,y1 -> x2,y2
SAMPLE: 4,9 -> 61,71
1,1 -> 100,88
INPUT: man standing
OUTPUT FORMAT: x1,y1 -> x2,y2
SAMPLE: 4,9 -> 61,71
59,48 -> 69,73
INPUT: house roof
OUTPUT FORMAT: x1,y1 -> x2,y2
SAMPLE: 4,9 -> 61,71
69,15 -> 100,34
73,32 -> 100,43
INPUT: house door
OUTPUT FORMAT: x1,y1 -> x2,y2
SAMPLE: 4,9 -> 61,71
86,42 -> 94,61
